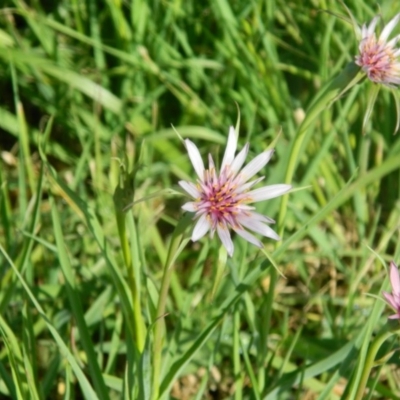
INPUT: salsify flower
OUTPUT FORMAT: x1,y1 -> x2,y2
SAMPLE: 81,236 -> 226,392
179,126 -> 291,257
355,13 -> 400,86
382,261 -> 400,319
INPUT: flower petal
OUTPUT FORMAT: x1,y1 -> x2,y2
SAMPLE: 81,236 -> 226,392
233,227 -> 263,248
386,35 -> 400,49
230,143 -> 249,175
380,13 -> 400,43
181,202 -> 197,212
367,16 -> 379,37
389,261 -> 400,296
217,224 -> 234,257
248,184 -> 292,202
192,214 -> 210,241
208,153 -> 215,170
179,180 -> 201,198
360,23 -> 368,39
235,176 -> 265,194
383,291 -> 398,310
244,211 -> 275,224
236,149 -> 274,183
185,139 -> 205,180
235,204 -> 256,212
393,47 -> 400,57
220,126 -> 238,172
238,214 -> 280,240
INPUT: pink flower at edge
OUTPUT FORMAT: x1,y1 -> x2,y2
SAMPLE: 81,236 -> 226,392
355,14 -> 400,87
382,261 -> 400,319
179,126 -> 291,257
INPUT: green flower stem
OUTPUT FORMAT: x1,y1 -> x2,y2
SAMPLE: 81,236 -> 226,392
115,210 -> 146,352
259,265 -> 278,391
352,327 -> 400,400
151,214 -> 191,400
233,307 -> 243,400
278,62 -> 364,234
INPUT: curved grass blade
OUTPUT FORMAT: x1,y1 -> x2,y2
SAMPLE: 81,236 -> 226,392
50,196 -> 110,400
0,245 -> 99,400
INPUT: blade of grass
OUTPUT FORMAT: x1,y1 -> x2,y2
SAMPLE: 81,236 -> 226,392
0,315 -> 28,399
50,195 -> 110,400
0,245 -> 99,399
22,302 -> 42,400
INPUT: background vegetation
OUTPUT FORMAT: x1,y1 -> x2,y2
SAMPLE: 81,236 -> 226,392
0,0 -> 399,399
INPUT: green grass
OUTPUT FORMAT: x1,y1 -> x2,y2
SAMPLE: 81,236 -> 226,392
1,0 -> 400,399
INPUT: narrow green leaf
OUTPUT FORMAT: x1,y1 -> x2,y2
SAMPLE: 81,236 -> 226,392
50,196 -> 110,400
0,245 -> 100,400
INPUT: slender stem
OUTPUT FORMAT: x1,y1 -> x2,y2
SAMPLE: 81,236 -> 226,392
116,210 -> 146,352
277,126 -> 307,235
233,305 -> 243,400
277,62 -> 363,235
353,328 -> 400,400
258,264 -> 278,392
151,215 -> 190,400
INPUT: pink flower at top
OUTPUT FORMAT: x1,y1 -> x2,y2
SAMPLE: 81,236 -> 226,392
179,126 -> 291,257
382,261 -> 400,319
355,14 -> 400,87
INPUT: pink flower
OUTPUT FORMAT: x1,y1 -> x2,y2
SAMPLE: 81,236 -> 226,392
355,14 -> 400,87
382,261 -> 400,319
179,126 -> 291,257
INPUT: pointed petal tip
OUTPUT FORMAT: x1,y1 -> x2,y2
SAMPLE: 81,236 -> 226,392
248,183 -> 292,203
181,202 -> 197,212
389,261 -> 400,295
221,126 -> 238,171
178,180 -> 201,198
191,214 -> 210,241
236,149 -> 274,183
233,227 -> 263,248
184,139 -> 205,180
216,224 -> 234,257
380,13 -> 400,43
